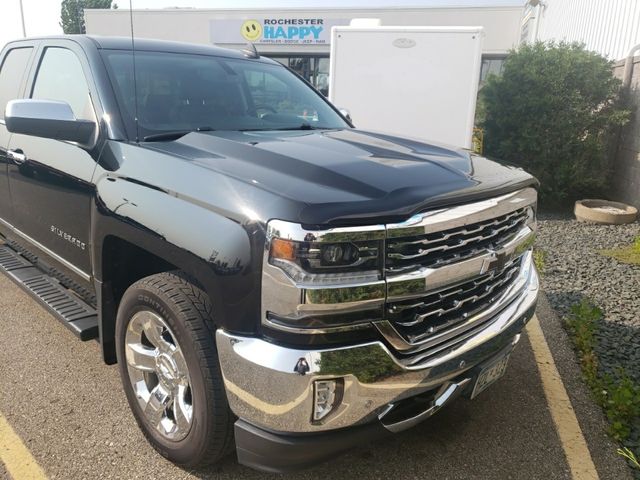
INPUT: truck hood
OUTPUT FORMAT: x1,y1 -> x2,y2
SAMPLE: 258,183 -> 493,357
144,128 -> 536,225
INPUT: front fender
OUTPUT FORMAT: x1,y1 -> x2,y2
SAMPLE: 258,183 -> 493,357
91,174 -> 264,334
89,140 -> 306,363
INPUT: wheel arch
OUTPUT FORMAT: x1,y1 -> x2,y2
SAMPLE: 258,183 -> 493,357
92,217 -> 263,365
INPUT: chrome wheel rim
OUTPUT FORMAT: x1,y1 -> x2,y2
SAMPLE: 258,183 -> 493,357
125,310 -> 193,441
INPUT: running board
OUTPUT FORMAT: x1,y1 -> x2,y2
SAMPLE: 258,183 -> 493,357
0,245 -> 98,341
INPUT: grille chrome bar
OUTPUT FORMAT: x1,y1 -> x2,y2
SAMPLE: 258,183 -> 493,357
386,187 -> 537,238
375,251 -> 535,356
386,207 -> 531,271
389,208 -> 525,252
386,224 -> 535,302
395,260 -> 520,328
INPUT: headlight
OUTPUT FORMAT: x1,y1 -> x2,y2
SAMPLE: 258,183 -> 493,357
270,237 -> 380,273
321,243 -> 359,265
261,220 -> 386,337
266,220 -> 385,285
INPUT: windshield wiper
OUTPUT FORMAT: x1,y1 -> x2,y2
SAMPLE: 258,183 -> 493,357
278,123 -> 317,130
142,126 -> 215,142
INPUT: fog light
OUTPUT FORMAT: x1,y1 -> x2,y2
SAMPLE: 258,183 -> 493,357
313,380 -> 337,421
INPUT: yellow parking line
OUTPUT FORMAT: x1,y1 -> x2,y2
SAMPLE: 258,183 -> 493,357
526,315 -> 599,480
0,412 -> 47,480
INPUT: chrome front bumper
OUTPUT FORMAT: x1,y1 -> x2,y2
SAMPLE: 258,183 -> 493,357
215,257 -> 539,434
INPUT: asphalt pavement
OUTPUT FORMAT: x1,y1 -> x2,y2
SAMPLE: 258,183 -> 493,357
0,273 -> 632,479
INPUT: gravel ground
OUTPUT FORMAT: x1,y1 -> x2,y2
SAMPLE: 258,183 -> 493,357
536,214 -> 640,380
536,213 -> 640,467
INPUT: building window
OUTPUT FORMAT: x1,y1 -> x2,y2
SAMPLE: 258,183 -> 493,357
267,55 -> 330,96
314,57 -> 330,96
479,55 -> 507,87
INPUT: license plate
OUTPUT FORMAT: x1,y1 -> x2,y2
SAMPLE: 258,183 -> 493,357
470,352 -> 511,399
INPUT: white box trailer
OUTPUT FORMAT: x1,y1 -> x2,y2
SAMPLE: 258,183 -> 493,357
329,26 -> 484,149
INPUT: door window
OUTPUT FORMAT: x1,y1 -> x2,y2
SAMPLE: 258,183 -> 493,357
0,47 -> 33,120
31,47 -> 95,121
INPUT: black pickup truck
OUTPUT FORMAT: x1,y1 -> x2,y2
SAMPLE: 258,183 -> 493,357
0,35 -> 539,472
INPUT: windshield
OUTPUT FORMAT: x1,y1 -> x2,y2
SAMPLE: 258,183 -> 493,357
102,49 -> 349,139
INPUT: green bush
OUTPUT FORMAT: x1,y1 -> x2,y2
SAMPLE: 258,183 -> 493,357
565,299 -> 640,445
481,42 -> 630,206
60,0 -> 114,34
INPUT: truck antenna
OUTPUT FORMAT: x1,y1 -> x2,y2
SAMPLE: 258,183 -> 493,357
129,0 -> 139,142
242,42 -> 260,59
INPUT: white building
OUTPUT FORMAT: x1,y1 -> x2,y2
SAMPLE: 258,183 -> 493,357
521,0 -> 640,60
84,5 -> 524,94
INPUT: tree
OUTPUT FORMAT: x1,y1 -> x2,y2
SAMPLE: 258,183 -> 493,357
481,42 -> 630,206
60,0 -> 113,34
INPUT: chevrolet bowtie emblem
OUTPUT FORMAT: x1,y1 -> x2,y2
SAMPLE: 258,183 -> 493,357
481,250 -> 508,274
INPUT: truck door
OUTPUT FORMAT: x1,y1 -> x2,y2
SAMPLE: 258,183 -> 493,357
6,43 -> 97,286
0,45 -> 34,229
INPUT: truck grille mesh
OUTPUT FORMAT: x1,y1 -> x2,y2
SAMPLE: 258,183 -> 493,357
386,207 -> 530,274
386,259 -> 521,349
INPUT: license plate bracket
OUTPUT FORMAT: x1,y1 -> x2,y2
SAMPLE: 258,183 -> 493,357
470,351 -> 511,399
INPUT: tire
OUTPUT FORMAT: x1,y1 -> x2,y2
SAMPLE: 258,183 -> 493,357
115,271 -> 234,467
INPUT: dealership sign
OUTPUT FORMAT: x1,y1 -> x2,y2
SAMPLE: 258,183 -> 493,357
210,17 -> 349,45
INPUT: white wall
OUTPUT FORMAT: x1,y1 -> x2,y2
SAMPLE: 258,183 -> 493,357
525,0 -> 640,60
84,6 -> 523,54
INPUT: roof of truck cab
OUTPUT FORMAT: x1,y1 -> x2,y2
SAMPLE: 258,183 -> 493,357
89,35 -> 261,58
4,35 -> 275,63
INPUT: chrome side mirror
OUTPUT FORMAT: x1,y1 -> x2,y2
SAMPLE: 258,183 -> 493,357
5,99 -> 96,147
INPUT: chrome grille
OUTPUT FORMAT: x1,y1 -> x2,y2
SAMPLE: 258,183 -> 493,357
379,189 -> 537,366
386,259 -> 521,347
386,207 -> 530,274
